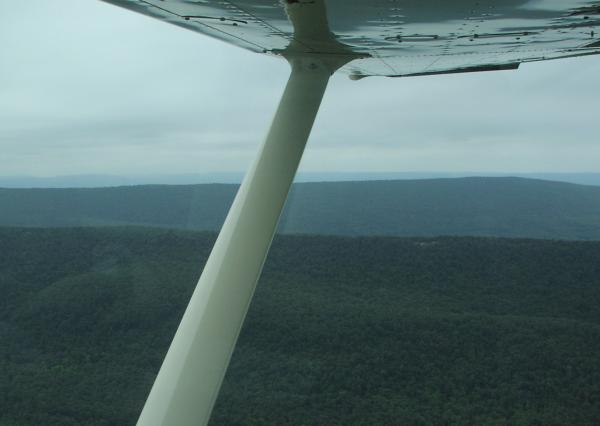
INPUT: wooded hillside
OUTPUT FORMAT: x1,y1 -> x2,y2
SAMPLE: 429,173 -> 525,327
2,177 -> 600,239
1,227 -> 599,425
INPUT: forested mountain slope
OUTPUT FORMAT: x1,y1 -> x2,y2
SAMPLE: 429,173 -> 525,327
2,177 -> 600,239
1,227 -> 599,425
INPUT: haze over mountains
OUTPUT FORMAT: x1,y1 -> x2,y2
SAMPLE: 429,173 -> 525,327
1,172 -> 600,188
2,177 -> 600,240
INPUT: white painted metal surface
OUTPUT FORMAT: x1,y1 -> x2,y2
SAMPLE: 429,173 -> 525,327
136,56 -> 331,426
100,0 -> 600,77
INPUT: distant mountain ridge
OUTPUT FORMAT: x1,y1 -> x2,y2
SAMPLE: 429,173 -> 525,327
2,177 -> 600,240
2,172 -> 600,188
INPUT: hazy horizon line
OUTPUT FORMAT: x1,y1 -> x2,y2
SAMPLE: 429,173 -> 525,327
1,171 -> 600,189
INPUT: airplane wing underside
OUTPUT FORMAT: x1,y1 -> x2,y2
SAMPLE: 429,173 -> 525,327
100,0 -> 600,77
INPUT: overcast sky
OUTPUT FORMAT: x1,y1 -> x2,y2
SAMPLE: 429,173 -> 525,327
1,0 -> 599,177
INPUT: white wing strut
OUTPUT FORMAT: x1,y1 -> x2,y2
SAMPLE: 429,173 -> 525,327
137,56 -> 332,426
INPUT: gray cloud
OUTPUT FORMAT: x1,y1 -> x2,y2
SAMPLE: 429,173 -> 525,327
1,0 -> 599,176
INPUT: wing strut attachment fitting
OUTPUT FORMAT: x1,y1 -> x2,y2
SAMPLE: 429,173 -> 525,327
137,53 -> 341,426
